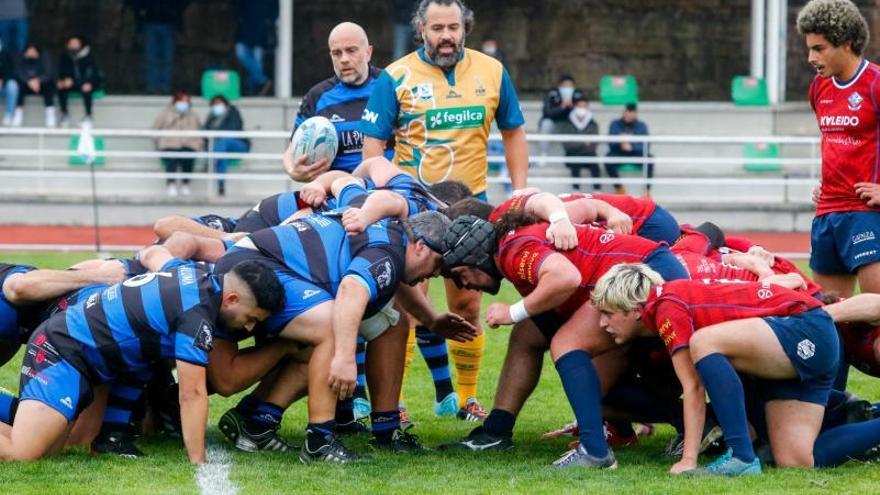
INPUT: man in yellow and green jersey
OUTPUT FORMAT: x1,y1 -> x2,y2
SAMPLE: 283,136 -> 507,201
361,0 -> 529,422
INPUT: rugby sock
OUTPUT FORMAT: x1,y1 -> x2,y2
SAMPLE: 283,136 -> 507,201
483,409 -> 516,437
415,325 -> 455,401
0,392 -> 18,425
104,383 -> 145,428
335,398 -> 355,425
371,410 -> 401,444
399,326 -> 417,405
694,353 -> 755,462
555,350 -> 609,458
244,401 -> 284,433
354,336 -> 368,401
449,332 -> 485,407
814,418 -> 880,467
306,420 -> 337,449
821,390 -> 850,429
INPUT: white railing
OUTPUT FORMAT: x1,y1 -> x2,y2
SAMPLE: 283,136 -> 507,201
0,127 -> 822,191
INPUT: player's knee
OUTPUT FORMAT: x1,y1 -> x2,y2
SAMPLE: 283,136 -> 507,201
772,446 -> 814,468
2,274 -> 32,304
688,331 -> 716,361
510,322 -> 549,353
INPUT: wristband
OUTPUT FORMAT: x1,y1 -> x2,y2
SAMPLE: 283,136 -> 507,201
549,210 -> 569,224
509,300 -> 530,323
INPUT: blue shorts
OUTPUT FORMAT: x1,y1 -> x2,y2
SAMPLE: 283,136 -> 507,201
637,205 -> 680,245
810,211 -> 880,274
760,308 -> 839,406
474,191 -> 488,202
645,245 -> 691,282
215,247 -> 331,336
19,329 -> 93,422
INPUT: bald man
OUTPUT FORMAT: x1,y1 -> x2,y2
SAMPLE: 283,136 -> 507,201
284,22 -> 395,182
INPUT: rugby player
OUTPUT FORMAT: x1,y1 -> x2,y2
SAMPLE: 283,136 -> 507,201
0,257 -> 283,462
798,0 -> 880,297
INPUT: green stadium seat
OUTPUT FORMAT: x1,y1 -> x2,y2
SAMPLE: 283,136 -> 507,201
201,70 -> 241,101
69,88 -> 105,100
599,75 -> 639,105
731,76 -> 769,106
68,135 -> 106,166
743,142 -> 781,173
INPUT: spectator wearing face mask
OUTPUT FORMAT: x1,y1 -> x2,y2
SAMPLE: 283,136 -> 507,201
13,42 -> 55,127
538,74 -> 584,161
557,93 -> 599,191
606,102 -> 654,195
480,34 -> 506,67
152,91 -> 202,197
56,35 -> 102,127
203,95 -> 248,196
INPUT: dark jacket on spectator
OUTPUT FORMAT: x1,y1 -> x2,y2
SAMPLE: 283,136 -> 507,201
235,0 -> 279,48
127,0 -> 189,31
542,87 -> 586,123
558,117 -> 599,156
58,46 -> 102,87
15,52 -> 53,84
608,118 -> 649,155
0,46 -> 13,81
204,105 -> 250,147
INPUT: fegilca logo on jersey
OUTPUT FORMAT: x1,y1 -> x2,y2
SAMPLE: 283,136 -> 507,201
426,106 -> 486,130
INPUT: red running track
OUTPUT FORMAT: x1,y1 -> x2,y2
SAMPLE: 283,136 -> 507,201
0,225 -> 813,254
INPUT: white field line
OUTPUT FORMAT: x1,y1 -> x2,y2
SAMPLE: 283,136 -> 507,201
196,443 -> 238,495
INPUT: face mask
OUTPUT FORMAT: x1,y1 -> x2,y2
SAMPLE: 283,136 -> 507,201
559,87 -> 575,100
572,107 -> 590,119
174,101 -> 190,113
482,44 -> 496,55
211,103 -> 227,116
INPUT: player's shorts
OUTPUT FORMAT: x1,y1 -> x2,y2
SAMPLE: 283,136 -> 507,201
636,205 -> 680,244
194,214 -> 238,233
233,209 -> 272,234
810,211 -> 880,274
19,328 -> 93,422
530,311 -> 567,343
215,247 -> 331,336
759,308 -> 839,406
644,245 -> 691,282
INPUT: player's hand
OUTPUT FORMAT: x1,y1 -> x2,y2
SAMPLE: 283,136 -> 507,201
328,355 -> 357,399
428,313 -> 480,342
747,245 -> 775,266
486,303 -> 513,328
28,78 -> 40,93
546,218 -> 578,250
82,82 -> 93,92
342,207 -> 370,235
670,458 -> 698,475
287,150 -> 331,183
98,259 -> 128,284
605,209 -> 633,235
855,182 -> 880,207
811,183 -> 822,204
300,181 -> 327,207
763,273 -> 807,291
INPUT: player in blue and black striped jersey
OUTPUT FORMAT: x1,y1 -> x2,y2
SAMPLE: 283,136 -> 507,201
213,181 -> 477,463
0,257 -> 283,463
283,22 -> 395,183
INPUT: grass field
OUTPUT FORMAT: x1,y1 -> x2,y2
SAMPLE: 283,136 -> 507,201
1,251 -> 879,494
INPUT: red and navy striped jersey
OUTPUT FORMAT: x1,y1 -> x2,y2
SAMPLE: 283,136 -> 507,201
641,279 -> 823,355
809,59 -> 880,215
44,259 -> 221,384
495,223 -> 658,317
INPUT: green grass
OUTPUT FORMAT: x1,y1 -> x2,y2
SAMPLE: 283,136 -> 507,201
0,252 -> 879,494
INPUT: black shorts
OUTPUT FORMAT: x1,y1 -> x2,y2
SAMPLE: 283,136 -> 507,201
530,311 -> 567,343
233,210 -> 272,234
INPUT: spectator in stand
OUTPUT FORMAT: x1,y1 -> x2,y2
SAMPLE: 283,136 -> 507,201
127,0 -> 189,94
391,0 -> 417,61
480,33 -> 506,66
204,95 -> 249,196
0,38 -> 17,126
539,74 -> 584,161
606,102 -> 654,195
234,0 -> 277,96
557,93 -> 600,191
56,35 -> 102,127
152,92 -> 202,197
0,0 -> 28,54
13,43 -> 55,127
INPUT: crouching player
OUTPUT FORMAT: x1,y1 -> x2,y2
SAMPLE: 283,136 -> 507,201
591,264 -> 880,476
0,258 -> 283,462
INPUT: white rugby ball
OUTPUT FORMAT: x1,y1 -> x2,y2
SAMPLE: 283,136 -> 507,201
291,116 -> 338,165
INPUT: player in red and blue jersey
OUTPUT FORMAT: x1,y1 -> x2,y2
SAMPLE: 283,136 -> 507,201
592,263 -> 880,475
0,258 -> 283,462
798,0 -> 880,297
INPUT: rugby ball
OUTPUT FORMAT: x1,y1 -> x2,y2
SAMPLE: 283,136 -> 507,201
290,116 -> 338,165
